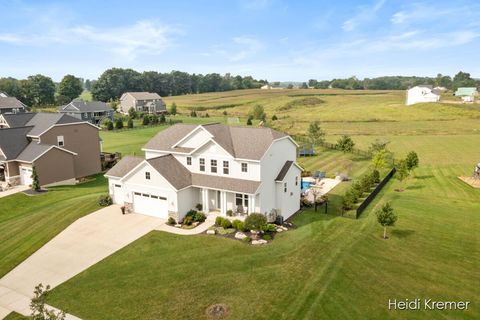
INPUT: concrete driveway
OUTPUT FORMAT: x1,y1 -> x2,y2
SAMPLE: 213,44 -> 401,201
0,205 -> 164,319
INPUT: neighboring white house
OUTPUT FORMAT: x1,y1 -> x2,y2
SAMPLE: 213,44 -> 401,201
406,85 -> 441,105
454,87 -> 478,103
105,123 -> 302,222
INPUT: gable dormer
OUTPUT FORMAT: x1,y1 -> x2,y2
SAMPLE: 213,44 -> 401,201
173,126 -> 213,149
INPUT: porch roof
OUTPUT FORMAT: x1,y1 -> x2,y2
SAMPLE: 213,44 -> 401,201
191,173 -> 260,194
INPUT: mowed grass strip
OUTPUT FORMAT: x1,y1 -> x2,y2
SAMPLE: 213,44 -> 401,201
0,175 -> 107,278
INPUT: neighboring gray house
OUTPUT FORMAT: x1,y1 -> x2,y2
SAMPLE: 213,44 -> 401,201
119,92 -> 166,114
0,93 -> 28,114
58,100 -> 114,124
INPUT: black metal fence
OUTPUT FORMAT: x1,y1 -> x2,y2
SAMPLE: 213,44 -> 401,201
292,135 -> 371,158
355,167 -> 396,218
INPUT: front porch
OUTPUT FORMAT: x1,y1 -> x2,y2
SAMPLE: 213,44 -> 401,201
199,188 -> 258,218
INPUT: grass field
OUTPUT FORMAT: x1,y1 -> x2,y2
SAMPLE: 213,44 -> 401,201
2,88 -> 479,319
43,89 -> 479,319
0,175 -> 107,278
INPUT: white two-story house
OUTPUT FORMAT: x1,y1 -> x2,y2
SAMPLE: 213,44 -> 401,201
105,123 -> 302,222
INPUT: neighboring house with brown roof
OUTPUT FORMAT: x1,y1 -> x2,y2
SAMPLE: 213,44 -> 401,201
0,93 -> 29,114
0,113 -> 102,187
58,100 -> 114,124
119,92 -> 166,114
105,123 -> 302,222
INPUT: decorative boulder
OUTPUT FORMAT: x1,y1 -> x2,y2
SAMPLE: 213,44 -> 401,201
252,239 -> 268,245
174,224 -> 182,228
276,228 -> 283,233
235,232 -> 247,240
206,229 -> 216,235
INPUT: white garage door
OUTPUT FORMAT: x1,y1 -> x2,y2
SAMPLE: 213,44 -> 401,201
133,192 -> 168,218
20,167 -> 33,186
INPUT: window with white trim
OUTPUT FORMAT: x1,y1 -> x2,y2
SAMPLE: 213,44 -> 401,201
199,158 -> 205,171
145,172 -> 151,180
223,161 -> 229,174
284,182 -> 287,193
235,193 -> 249,207
295,176 -> 298,186
186,156 -> 192,165
211,159 -> 217,173
241,162 -> 248,173
57,135 -> 64,147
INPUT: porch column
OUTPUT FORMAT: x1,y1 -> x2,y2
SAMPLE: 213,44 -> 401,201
220,191 -> 227,215
249,194 -> 256,214
202,188 -> 210,212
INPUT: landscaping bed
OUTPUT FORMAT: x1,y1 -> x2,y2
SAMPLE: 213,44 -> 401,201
205,214 -> 294,245
166,206 -> 207,229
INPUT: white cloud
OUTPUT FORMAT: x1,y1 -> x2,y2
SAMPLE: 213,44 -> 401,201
342,0 -> 386,31
0,20 -> 179,61
391,3 -> 480,25
229,36 -> 265,61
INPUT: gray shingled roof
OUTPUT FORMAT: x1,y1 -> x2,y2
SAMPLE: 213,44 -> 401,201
105,156 -> 144,178
26,113 -> 83,136
16,143 -> 56,162
275,161 -> 294,181
124,92 -> 162,100
147,155 -> 192,190
59,101 -> 113,112
1,113 -> 35,128
0,127 -> 32,160
143,123 -> 288,160
0,97 -> 26,109
191,173 -> 260,194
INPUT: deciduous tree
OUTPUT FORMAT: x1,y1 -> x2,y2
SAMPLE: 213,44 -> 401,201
376,202 -> 398,239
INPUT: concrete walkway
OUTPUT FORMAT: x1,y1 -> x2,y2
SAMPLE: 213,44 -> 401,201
0,185 -> 29,199
155,213 -> 216,235
0,205 -> 164,319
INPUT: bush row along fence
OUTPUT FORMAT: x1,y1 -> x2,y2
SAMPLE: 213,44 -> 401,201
101,119 -> 183,132
292,135 -> 371,158
355,167 -> 396,219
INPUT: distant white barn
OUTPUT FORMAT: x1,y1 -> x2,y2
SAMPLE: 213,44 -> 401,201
406,85 -> 440,106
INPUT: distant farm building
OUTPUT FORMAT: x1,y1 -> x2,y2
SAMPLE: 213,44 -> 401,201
261,84 -> 283,90
454,87 -> 478,103
406,85 -> 441,106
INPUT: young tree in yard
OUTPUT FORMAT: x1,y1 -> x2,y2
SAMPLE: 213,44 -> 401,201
128,107 -> 137,119
251,104 -> 265,120
115,118 -> 124,129
395,160 -> 410,190
57,75 -> 83,102
106,120 -> 114,131
405,151 -> 419,172
376,202 -> 398,239
307,121 -> 325,147
372,149 -> 393,169
336,135 -> 355,153
170,102 -> 177,115
31,166 -> 40,191
127,118 -> 134,128
142,116 -> 150,126
30,283 -> 65,320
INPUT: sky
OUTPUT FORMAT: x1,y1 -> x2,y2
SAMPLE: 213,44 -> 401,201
0,0 -> 479,82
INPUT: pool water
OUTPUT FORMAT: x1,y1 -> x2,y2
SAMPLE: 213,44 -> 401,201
301,181 -> 312,192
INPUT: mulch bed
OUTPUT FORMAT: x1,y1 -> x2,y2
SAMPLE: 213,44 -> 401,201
23,189 -> 49,196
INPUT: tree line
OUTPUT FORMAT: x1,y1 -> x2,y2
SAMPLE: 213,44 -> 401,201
308,71 -> 479,91
91,68 -> 267,102
0,69 -> 267,106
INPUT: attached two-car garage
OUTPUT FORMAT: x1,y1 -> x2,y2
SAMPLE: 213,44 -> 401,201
133,192 -> 169,218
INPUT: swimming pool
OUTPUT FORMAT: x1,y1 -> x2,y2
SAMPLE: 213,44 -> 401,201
301,180 -> 312,192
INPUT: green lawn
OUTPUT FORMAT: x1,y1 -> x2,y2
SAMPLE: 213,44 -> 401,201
48,164 -> 479,319
0,175 -> 107,278
3,89 -> 479,319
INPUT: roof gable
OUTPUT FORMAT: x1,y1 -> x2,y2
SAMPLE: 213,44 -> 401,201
0,127 -> 32,160
60,101 -> 112,112
123,92 -> 162,101
143,123 -> 289,161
